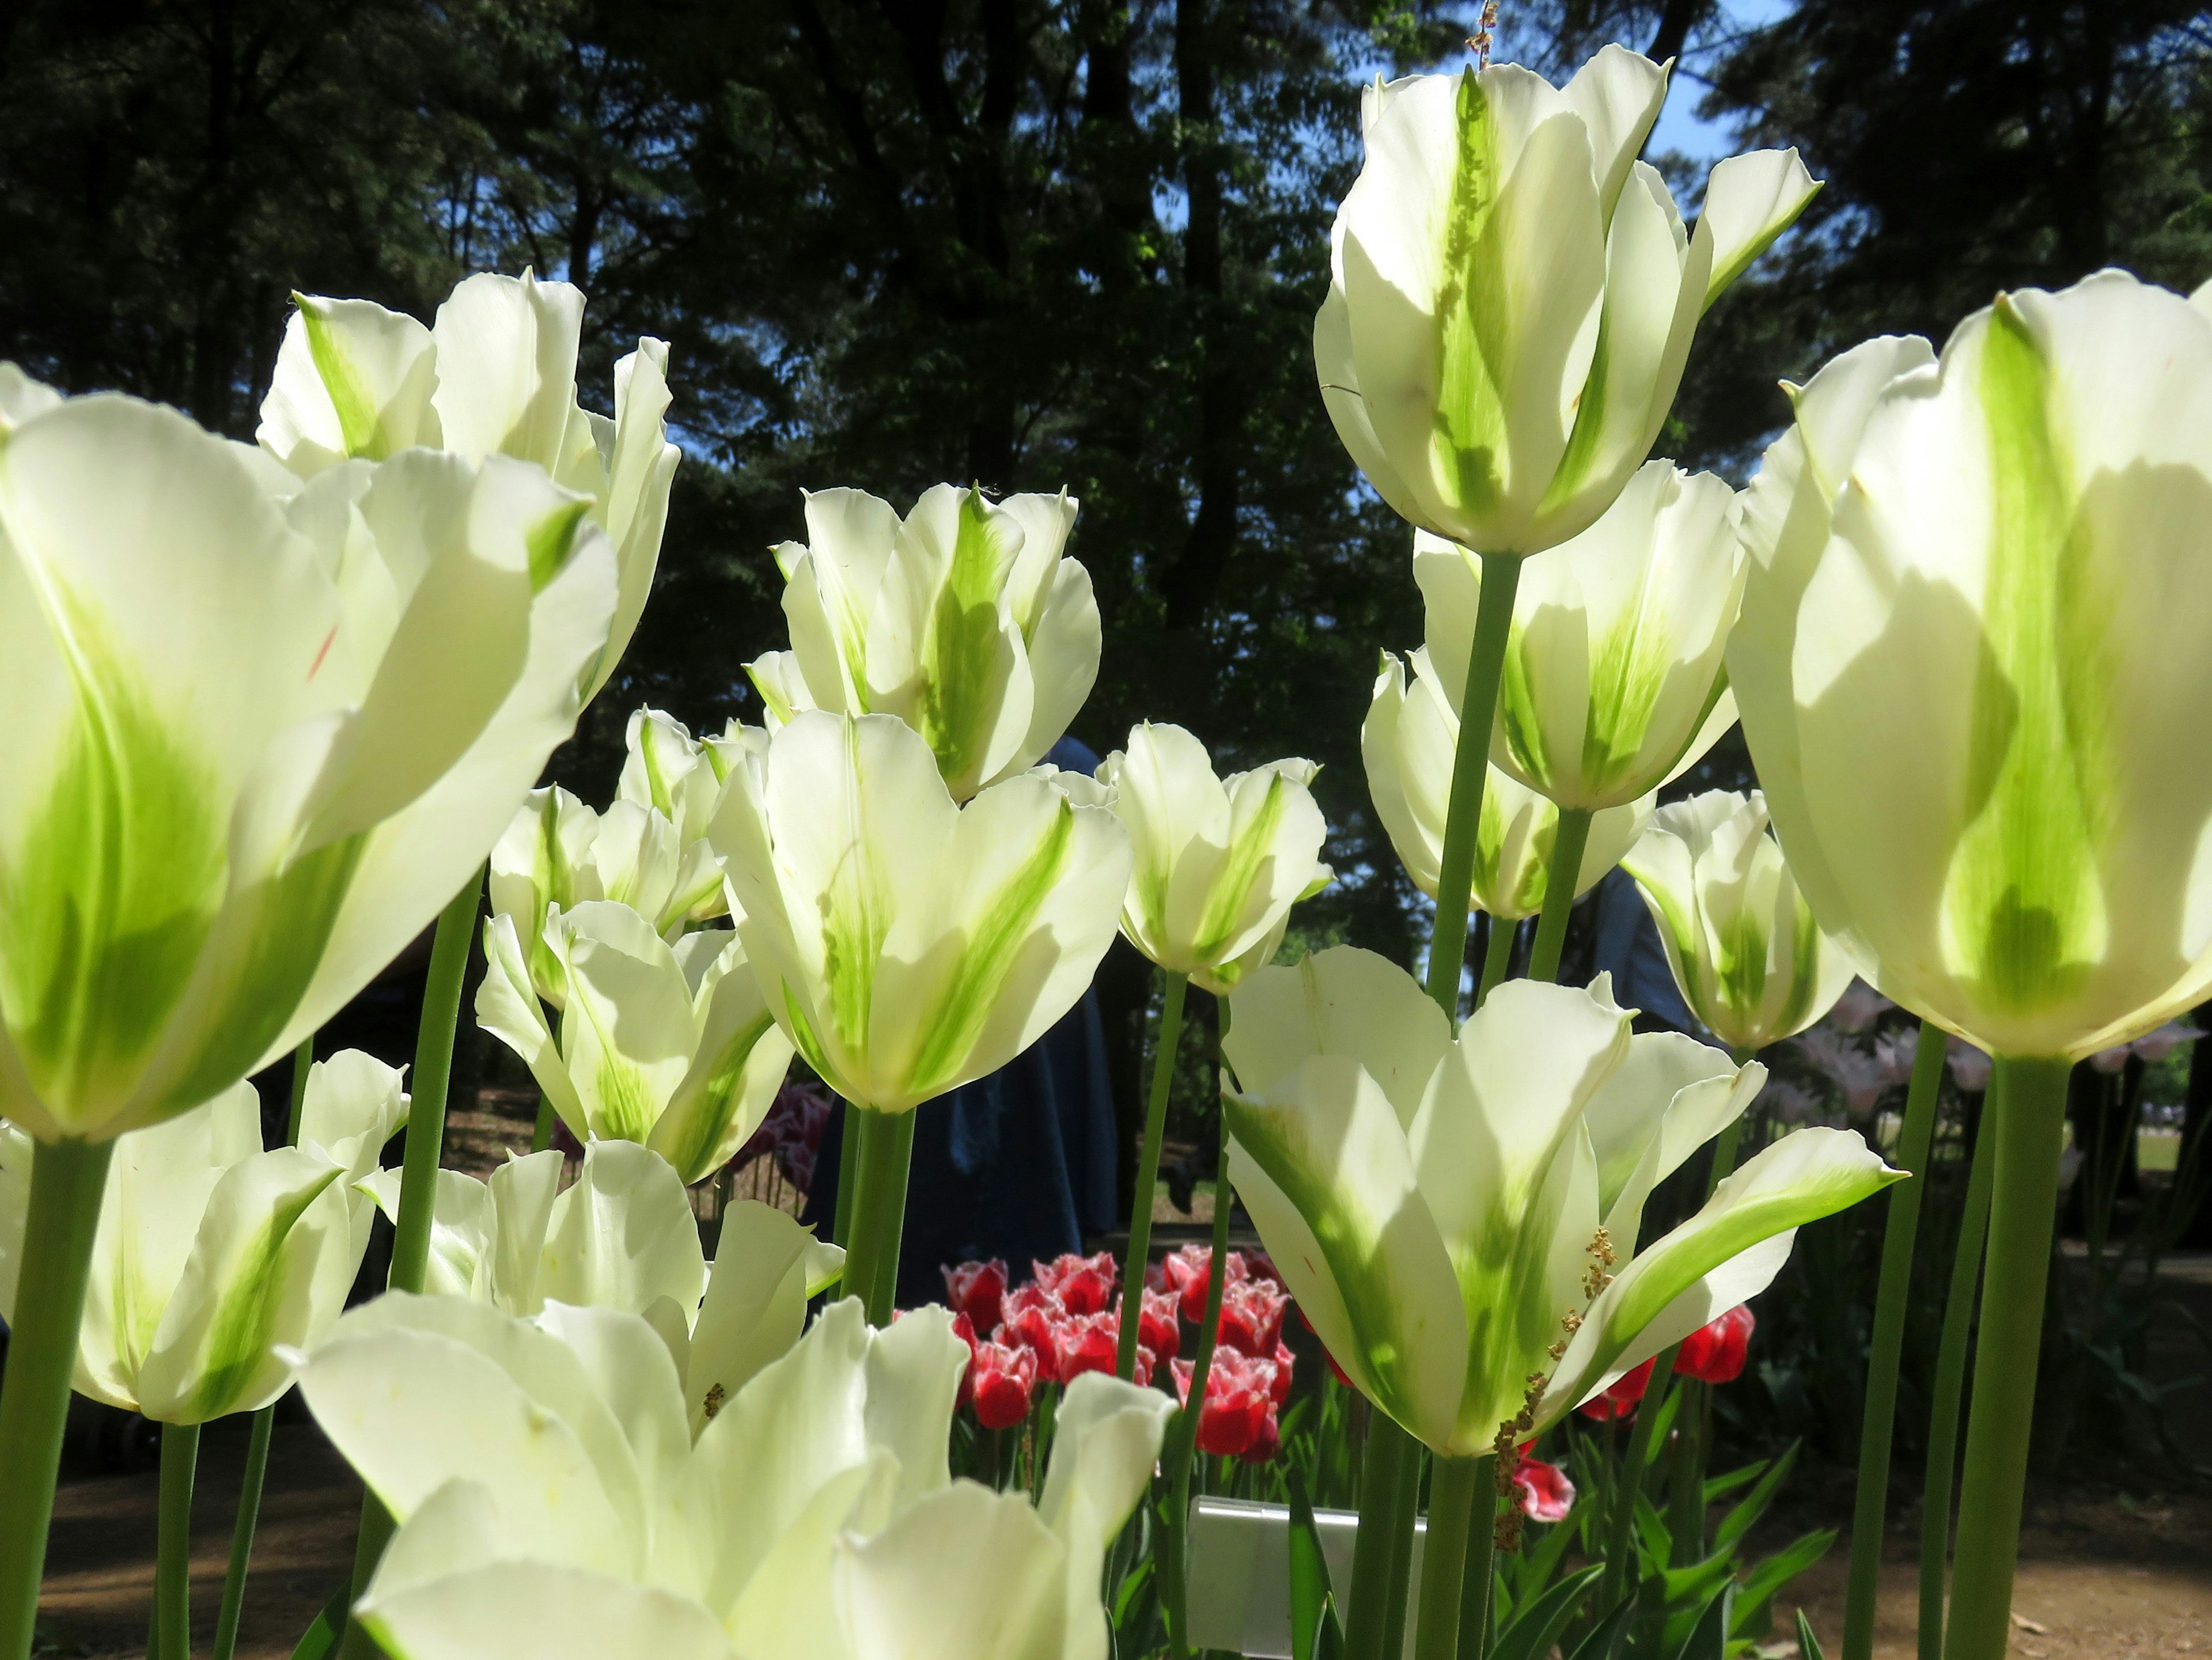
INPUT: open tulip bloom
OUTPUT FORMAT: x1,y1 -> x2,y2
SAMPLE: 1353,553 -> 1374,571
1218,948 -> 1899,1457
1364,647 -> 1653,918
257,270 -> 679,702
0,1051 -> 405,1423
478,905 -> 796,1187
744,485 -> 1100,802
1314,46 -> 1817,559
298,1293 -> 1173,1660
1728,268 -> 2212,1660
1622,789 -> 1855,1055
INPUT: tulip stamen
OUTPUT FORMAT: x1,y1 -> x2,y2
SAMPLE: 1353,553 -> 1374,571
701,1384 -> 726,1420
1581,1227 -> 1616,1301
1468,0 -> 1500,70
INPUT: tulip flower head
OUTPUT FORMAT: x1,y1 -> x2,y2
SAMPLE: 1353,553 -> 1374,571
1730,271 -> 2212,1060
968,1333 -> 1040,1430
1673,1302 -> 1754,1384
1173,1348 -> 1283,1460
1315,46 -> 1818,555
1510,1450 -> 1576,1522
1623,790 -> 1856,1052
257,271 -> 679,702
1215,1275 -> 1290,1359
1415,461 -> 1744,812
1222,948 -> 1900,1455
302,1295 -> 1173,1660
710,711 -> 1132,1116
942,1257 -> 1012,1334
1576,1355 -> 1654,1422
745,485 -> 1100,802
1364,649 -> 1653,914
0,380 -> 617,1141
476,906 -> 796,1185
1096,723 -> 1333,992
1034,1250 -> 1119,1316
0,1052 -> 405,1423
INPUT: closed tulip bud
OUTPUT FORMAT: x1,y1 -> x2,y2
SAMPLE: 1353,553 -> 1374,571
1173,1348 -> 1281,1458
1139,1287 -> 1182,1362
1730,271 -> 2212,1060
1097,723 -> 1333,984
942,1257 -> 1010,1335
1673,1302 -> 1754,1384
709,711 -> 1131,1116
0,385 -> 617,1140
744,485 -> 1100,802
1223,948 -> 1899,1454
1416,461 -> 1744,811
257,272 -> 678,703
475,905 -> 796,1185
1576,1355 -> 1654,1422
1622,790 -> 1855,1053
1316,47 -> 1817,555
1364,649 -> 1653,915
1510,1450 -> 1576,1522
969,1336 -> 1040,1429
0,1053 -> 404,1423
1215,1276 -> 1289,1359
1033,1250 -> 1119,1316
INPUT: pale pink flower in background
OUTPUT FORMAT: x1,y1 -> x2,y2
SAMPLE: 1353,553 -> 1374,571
1829,980 -> 1892,1034
1945,1036 -> 1993,1094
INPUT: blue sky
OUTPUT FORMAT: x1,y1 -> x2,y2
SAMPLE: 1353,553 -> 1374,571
1643,0 -> 1793,164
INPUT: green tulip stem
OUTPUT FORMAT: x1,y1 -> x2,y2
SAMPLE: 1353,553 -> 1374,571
1413,1455 -> 1484,1660
1346,1418 -> 1419,1660
1119,969 -> 1190,1378
1161,1077 -> 1236,1659
1422,551 -> 1523,1021
1918,1108 -> 1998,1660
1475,915 -> 1515,1007
1455,1465 -> 1499,1660
1841,1017 -> 1945,1660
156,1422 -> 201,1660
842,1106 -> 918,1325
342,868 -> 481,1656
1526,808 -> 1593,983
1668,1380 -> 1705,1566
1603,1343 -> 1680,1606
0,1135 -> 115,1660
213,1034 -> 315,1660
529,1096 -> 556,1154
832,1096 -> 861,1251
1942,1056 -> 2069,1660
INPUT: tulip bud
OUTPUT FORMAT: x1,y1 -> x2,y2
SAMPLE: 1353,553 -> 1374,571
1577,1355 -> 1654,1422
1672,1303 -> 1755,1385
1033,1250 -> 1119,1316
1217,1276 -> 1290,1359
1511,1450 -> 1576,1522
942,1257 -> 1011,1335
1173,1349 -> 1282,1458
969,1336 -> 1040,1430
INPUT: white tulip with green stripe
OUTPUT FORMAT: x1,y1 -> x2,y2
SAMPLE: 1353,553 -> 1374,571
1219,948 -> 1899,1455
297,1293 -> 1172,1660
1416,461 -> 1744,812
0,1051 -> 406,1424
476,905 -> 796,1186
1363,647 -> 1653,919
1622,790 -> 1854,1053
709,711 -> 1132,1116
1097,722 -> 1332,992
257,270 -> 679,702
0,382 -> 617,1142
1315,46 -> 1818,556
744,484 -> 1100,801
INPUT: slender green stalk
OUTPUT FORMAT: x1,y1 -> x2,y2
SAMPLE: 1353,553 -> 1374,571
1381,1428 -> 1423,1660
1603,1345 -> 1680,1606
1526,808 -> 1593,984
211,1035 -> 315,1660
1943,1056 -> 2069,1660
1414,1456 -> 1484,1660
1422,552 -> 1523,1017
1918,1114 -> 1998,1660
832,1097 -> 860,1248
1346,1420 -> 1418,1660
529,1096 -> 556,1154
1842,1018 -> 1946,1660
1455,1468 -> 1498,1660
1475,915 -> 1515,1007
1119,969 -> 1189,1377
341,870 -> 480,1656
156,1422 -> 202,1660
1161,1090 -> 1236,1659
1668,1381 -> 1705,1566
842,1107 -> 918,1324
0,1136 -> 115,1660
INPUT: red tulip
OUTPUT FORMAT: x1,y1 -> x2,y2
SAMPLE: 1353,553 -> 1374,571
1267,1340 -> 1296,1407
1140,1288 -> 1181,1362
949,1310 -> 982,1408
970,1339 -> 1038,1430
1239,1410 -> 1281,1465
997,1284 -> 1063,1380
1032,1251 -> 1117,1316
1511,1449 -> 1575,1522
1172,1348 -> 1280,1458
941,1259 -> 1009,1334
1217,1276 -> 1289,1358
1577,1356 -> 1656,1422
1673,1305 -> 1755,1384
1051,1310 -> 1122,1383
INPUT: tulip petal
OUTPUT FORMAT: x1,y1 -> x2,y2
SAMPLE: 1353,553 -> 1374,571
1562,46 -> 1670,220
430,271 -> 587,469
834,1481 -> 1071,1660
537,1141 -> 706,1320
259,295 -> 441,473
1039,1372 -> 1179,1660
588,339 -> 681,702
360,1168 -> 491,1299
486,1150 -> 563,1312
358,1562 -> 727,1660
1694,149 -> 1820,311
685,1201 -> 839,1434
549,901 -> 698,1142
476,912 -> 589,1143
650,937 -> 793,1185
298,1048 -> 410,1181
1221,946 -> 1450,1122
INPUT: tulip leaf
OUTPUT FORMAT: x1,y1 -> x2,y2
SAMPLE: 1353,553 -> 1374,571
1731,1529 -> 1834,1644
1286,1467 -> 1343,1660
1562,1592 -> 1637,1660
1710,1440 -> 1798,1557
1796,1608 -> 1828,1660
288,1581 -> 351,1660
1491,1561 -> 1605,1660
1678,1582 -> 1733,1660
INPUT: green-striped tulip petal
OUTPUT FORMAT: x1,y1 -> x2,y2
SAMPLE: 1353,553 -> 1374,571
1622,789 -> 1855,1052
1731,270 -> 2212,1060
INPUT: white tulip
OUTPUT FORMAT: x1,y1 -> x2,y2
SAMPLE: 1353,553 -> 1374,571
257,271 -> 679,702
709,712 -> 1131,1115
0,384 -> 616,1140
0,1052 -> 406,1422
744,486 -> 1100,801
1363,649 -> 1652,918
1097,723 -> 1332,992
1316,47 -> 1818,555
1622,790 -> 1855,1053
